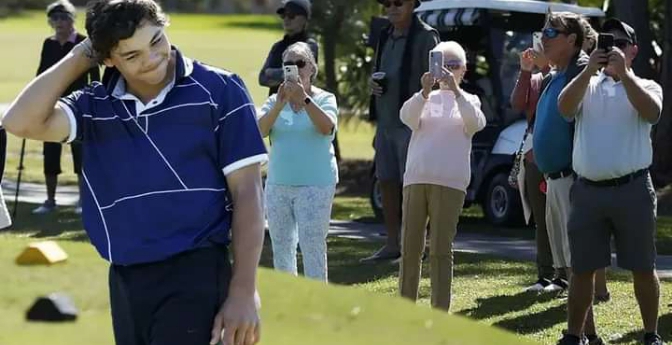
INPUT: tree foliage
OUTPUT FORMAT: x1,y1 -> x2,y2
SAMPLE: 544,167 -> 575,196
309,0 -> 380,116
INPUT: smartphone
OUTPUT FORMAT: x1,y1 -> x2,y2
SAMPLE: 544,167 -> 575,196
532,32 -> 543,53
283,65 -> 299,82
597,33 -> 614,52
429,50 -> 444,79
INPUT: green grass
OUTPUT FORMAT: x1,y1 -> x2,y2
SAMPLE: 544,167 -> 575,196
0,12 -> 281,104
2,210 -> 672,345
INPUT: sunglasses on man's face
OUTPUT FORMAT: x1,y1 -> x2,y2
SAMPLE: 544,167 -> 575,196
542,27 -> 567,39
382,0 -> 410,8
283,60 -> 307,69
280,12 -> 298,20
614,39 -> 631,49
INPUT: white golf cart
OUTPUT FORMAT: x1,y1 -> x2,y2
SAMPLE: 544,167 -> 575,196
369,0 -> 605,226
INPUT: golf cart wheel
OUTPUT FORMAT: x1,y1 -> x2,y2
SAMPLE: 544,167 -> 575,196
370,175 -> 384,221
484,172 -> 523,226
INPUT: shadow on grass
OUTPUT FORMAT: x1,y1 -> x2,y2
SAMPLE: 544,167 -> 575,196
494,304 -> 566,335
611,311 -> 672,343
455,253 -> 535,278
459,292 -> 559,320
1,202 -> 88,241
260,236 -> 399,285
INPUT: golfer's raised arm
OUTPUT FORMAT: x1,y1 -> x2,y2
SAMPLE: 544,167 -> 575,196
2,41 -> 93,143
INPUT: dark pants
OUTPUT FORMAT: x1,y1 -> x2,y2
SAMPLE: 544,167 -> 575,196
524,160 -> 555,280
569,173 -> 657,274
109,246 -> 231,345
43,141 -> 82,175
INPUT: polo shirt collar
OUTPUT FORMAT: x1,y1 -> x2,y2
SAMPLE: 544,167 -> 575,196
596,71 -> 621,86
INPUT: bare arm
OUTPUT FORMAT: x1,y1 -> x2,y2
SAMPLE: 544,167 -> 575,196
3,41 -> 92,142
304,94 -> 336,136
510,70 -> 533,113
621,72 -> 662,124
211,163 -> 265,345
257,92 -> 285,138
228,163 -> 265,300
558,48 -> 606,119
557,68 -> 592,119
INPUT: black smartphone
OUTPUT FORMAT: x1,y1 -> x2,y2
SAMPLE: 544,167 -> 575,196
597,33 -> 614,51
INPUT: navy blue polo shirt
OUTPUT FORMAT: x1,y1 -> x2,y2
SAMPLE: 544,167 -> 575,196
58,48 -> 268,265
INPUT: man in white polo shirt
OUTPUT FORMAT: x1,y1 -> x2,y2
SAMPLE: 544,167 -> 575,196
557,19 -> 664,345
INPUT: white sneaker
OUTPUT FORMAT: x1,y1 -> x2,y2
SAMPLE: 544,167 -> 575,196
32,200 -> 56,214
525,278 -> 552,292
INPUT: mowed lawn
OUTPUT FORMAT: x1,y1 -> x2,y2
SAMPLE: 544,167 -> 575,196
2,12 -> 672,345
2,207 -> 672,345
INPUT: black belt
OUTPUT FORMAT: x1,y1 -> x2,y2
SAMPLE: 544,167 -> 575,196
545,167 -> 575,180
579,169 -> 648,187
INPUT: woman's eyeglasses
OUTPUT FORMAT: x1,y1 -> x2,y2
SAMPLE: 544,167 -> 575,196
543,27 -> 567,39
283,60 -> 307,69
444,60 -> 464,71
280,13 -> 297,20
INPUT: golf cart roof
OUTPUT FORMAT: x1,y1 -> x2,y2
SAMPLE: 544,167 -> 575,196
416,0 -> 606,17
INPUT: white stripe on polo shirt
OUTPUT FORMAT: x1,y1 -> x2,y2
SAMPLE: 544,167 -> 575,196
82,169 -> 113,262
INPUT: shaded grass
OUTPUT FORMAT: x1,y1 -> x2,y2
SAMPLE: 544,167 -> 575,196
2,210 -> 672,344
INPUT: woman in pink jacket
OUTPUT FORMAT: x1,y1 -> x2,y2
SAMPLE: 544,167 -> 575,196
398,41 -> 486,311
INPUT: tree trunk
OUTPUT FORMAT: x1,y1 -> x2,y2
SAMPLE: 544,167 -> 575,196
611,0 -> 658,79
320,5 -> 345,162
652,0 -> 672,186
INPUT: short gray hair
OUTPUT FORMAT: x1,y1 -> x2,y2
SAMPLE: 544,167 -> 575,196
432,41 -> 467,65
282,42 -> 318,82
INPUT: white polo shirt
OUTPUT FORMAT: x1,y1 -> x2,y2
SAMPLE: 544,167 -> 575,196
573,72 -> 663,181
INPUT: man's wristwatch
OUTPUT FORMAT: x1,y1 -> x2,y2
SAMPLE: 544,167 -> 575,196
304,97 -> 312,105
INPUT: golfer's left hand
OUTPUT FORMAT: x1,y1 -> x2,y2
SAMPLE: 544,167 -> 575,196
210,291 -> 261,345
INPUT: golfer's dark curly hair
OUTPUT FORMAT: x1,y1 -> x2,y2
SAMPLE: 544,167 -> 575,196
85,0 -> 168,61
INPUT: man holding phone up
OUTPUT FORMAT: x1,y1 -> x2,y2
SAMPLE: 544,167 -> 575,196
362,0 -> 439,263
557,19 -> 664,345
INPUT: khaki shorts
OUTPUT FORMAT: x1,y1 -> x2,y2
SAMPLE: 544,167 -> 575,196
374,127 -> 411,183
545,175 -> 573,269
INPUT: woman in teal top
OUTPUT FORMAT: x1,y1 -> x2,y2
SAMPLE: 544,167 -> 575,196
258,42 -> 338,282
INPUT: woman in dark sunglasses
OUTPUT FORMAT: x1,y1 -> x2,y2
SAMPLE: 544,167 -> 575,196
257,42 -> 338,282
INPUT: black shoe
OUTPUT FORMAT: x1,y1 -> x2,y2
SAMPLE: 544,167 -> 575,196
557,334 -> 584,345
544,278 -> 569,292
644,333 -> 664,345
586,334 -> 606,345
